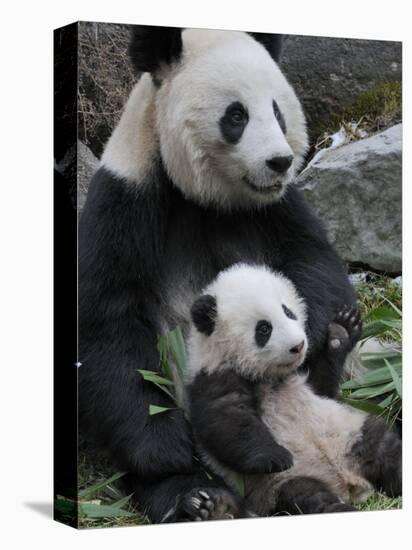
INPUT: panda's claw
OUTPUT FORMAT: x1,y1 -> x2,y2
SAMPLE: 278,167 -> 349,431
191,497 -> 202,509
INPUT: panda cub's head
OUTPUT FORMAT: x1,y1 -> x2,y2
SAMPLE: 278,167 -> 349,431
106,26 -> 308,210
188,264 -> 308,380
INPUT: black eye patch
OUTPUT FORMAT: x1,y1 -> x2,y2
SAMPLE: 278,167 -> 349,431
282,304 -> 297,320
219,101 -> 249,144
273,100 -> 286,134
255,320 -> 273,348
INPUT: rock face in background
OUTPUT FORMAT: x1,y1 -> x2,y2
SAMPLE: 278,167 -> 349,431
296,124 -> 402,273
280,36 -> 402,142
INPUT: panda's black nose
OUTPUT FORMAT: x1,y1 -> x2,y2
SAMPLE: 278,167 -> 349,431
266,155 -> 294,174
289,341 -> 304,354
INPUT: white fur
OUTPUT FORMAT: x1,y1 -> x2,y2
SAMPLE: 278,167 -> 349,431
101,73 -> 158,183
102,30 -> 308,209
187,263 -> 308,381
246,375 -> 372,514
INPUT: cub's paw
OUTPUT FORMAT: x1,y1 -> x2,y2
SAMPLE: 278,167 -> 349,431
242,444 -> 293,474
268,444 -> 294,473
328,305 -> 362,355
176,488 -> 247,522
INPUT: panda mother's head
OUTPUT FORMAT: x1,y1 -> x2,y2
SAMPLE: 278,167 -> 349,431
188,264 -> 308,380
127,26 -> 308,210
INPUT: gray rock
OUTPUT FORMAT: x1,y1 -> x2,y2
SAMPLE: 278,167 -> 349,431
296,124 -> 402,273
281,36 -> 402,140
77,140 -> 98,211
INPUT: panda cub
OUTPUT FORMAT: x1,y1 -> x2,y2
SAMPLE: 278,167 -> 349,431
186,264 -> 402,518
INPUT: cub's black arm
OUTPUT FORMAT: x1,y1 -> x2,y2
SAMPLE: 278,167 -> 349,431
188,369 -> 293,474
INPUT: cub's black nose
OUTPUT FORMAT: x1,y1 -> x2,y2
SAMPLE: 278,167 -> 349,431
289,341 -> 304,354
266,155 -> 294,174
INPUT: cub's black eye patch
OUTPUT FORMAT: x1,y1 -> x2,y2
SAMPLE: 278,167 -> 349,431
255,320 -> 272,347
273,100 -> 286,134
282,304 -> 297,320
219,101 -> 249,144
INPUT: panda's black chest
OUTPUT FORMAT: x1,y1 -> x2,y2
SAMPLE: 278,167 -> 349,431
161,194 -> 283,328
164,196 -> 282,283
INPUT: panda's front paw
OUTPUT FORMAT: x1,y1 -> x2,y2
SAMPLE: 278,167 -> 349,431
176,487 -> 247,522
328,305 -> 362,356
267,444 -> 294,473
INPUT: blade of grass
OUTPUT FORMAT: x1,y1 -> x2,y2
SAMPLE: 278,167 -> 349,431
385,358 -> 402,398
78,472 -> 126,500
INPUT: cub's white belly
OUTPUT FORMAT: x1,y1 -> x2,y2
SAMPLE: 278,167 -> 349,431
253,374 -> 373,503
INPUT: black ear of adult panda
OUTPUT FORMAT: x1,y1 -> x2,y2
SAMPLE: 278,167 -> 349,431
248,32 -> 284,62
128,25 -> 183,74
190,295 -> 217,336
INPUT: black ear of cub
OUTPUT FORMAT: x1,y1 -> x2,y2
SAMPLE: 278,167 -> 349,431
190,295 -> 217,336
128,25 -> 183,74
248,32 -> 283,62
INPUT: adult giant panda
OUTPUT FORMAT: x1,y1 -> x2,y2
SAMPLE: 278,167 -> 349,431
187,264 -> 402,518
79,26 -> 357,523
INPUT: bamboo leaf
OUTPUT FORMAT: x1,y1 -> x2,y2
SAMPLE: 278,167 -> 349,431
149,404 -> 175,416
78,472 -> 126,500
79,502 -> 134,518
349,381 -> 395,399
137,369 -> 175,386
385,358 -> 402,398
340,397 -> 385,416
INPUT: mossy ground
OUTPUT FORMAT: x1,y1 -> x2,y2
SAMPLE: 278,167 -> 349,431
314,81 -> 402,150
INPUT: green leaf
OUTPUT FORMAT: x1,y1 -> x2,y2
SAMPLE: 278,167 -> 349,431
149,404 -> 175,416
137,369 -> 174,386
385,358 -> 402,398
341,363 -> 401,390
233,473 -> 245,497
112,494 -> 133,509
54,498 -> 76,516
167,326 -> 187,379
349,381 -> 395,399
78,472 -> 126,500
340,397 -> 385,416
79,502 -> 134,519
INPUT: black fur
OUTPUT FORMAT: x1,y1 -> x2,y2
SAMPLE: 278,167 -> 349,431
350,416 -> 402,497
128,25 -> 183,74
248,32 -> 283,62
275,477 -> 356,515
219,101 -> 249,144
79,161 -> 355,522
255,320 -> 273,348
188,369 -> 293,474
282,304 -> 297,320
273,99 -> 286,133
190,295 -> 217,336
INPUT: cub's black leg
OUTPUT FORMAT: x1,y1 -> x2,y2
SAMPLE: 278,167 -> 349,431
350,416 -> 402,497
127,472 -> 247,523
275,477 -> 355,515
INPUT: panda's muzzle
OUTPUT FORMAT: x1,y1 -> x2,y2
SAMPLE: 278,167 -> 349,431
242,176 -> 283,194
